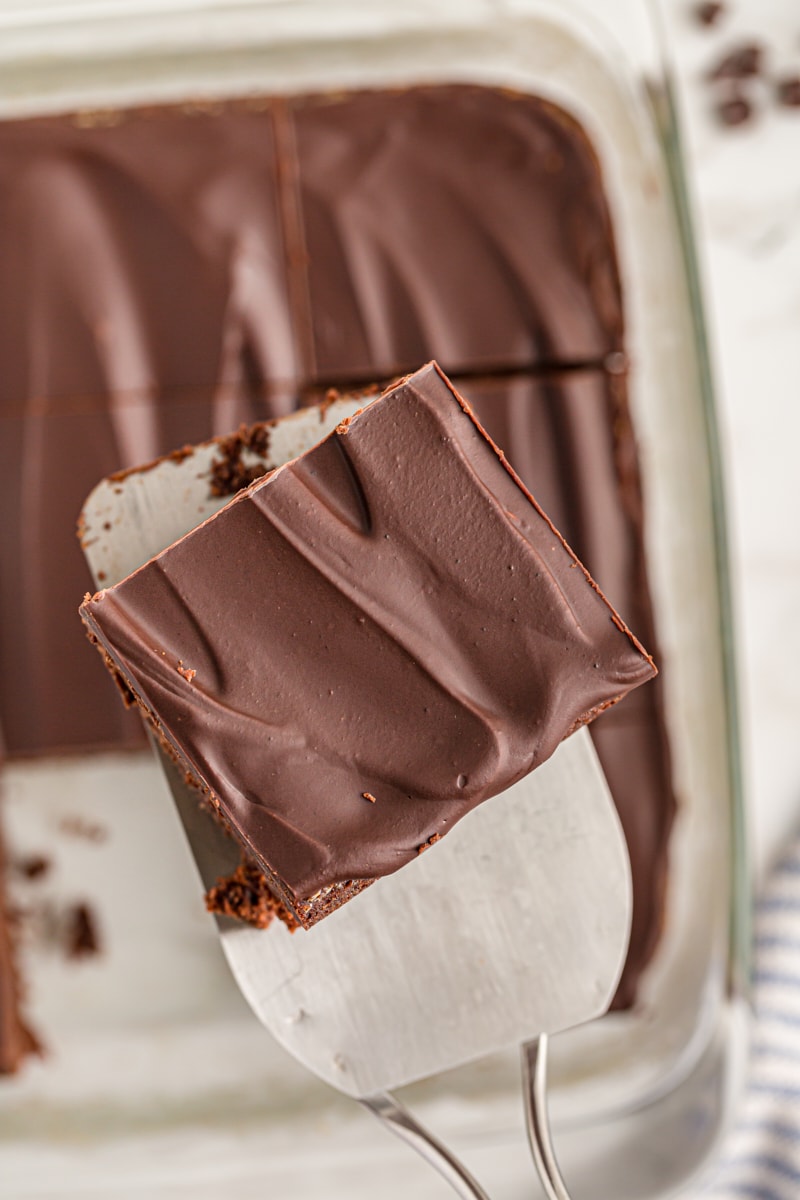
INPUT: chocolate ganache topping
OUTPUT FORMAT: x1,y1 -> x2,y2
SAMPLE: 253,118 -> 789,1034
81,365 -> 656,925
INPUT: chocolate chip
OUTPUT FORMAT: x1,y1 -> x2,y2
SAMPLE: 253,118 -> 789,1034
65,902 -> 101,960
694,1 -> 725,28
708,42 -> 764,81
716,93 -> 754,126
15,854 -> 51,881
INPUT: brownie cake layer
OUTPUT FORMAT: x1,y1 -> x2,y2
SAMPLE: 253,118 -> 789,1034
81,365 -> 655,926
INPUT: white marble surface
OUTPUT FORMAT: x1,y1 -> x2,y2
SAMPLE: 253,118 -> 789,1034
665,0 -> 800,882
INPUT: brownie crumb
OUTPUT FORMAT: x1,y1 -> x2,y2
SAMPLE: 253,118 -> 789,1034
65,902 -> 101,960
209,425 -> 271,497
362,791 -> 377,803
302,381 -> 384,418
776,76 -> 800,107
211,459 -> 268,496
205,859 -> 300,932
708,42 -> 764,81
417,832 -> 442,855
246,424 -> 271,458
209,456 -> 268,498
716,92 -> 754,126
694,1 -> 725,27
15,855 -> 51,881
107,443 -> 195,486
316,387 -> 347,420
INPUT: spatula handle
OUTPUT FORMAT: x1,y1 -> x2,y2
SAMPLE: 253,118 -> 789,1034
360,1091 -> 492,1199
360,1042 -> 575,1200
522,1036 -> 573,1200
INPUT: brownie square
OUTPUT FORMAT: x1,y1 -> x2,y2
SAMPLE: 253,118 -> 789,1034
81,364 -> 655,927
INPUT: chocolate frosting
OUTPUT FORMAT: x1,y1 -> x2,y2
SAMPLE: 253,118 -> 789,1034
81,365 -> 655,917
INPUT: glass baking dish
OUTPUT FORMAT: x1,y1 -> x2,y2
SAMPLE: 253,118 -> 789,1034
0,1 -> 749,1196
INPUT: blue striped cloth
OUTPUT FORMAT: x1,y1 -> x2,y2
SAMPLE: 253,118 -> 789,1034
700,837 -> 800,1200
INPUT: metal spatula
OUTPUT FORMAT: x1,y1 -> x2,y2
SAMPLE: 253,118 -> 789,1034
79,403 -> 633,1199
